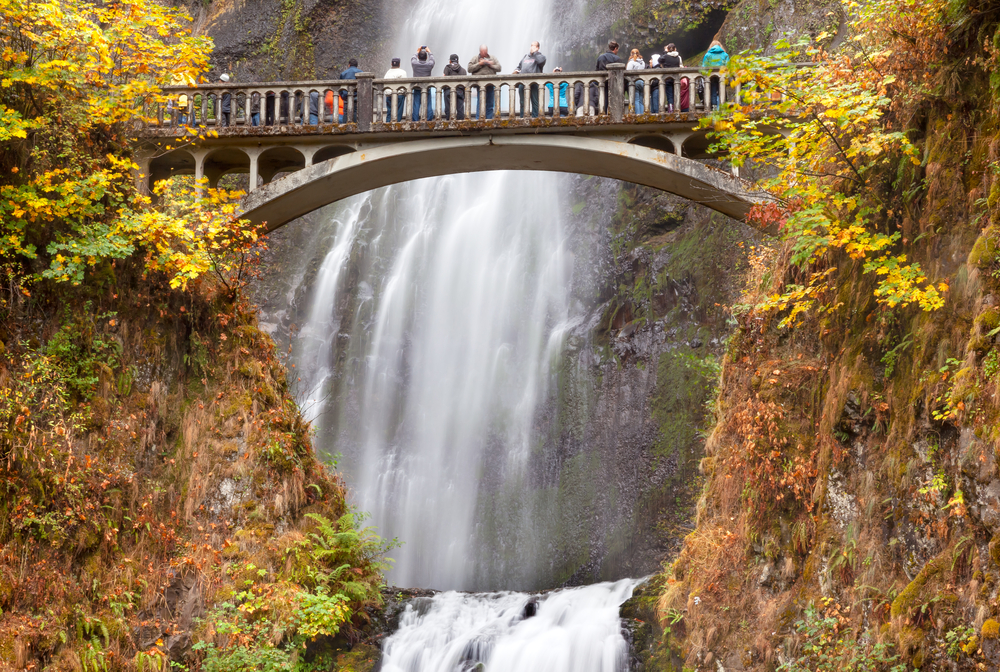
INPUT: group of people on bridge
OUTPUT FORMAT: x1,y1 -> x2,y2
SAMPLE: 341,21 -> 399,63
183,37 -> 731,127
374,38 -> 731,122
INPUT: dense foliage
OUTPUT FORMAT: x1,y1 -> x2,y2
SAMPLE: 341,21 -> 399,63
0,0 -> 393,669
704,0 -> 955,325
0,0 -> 256,296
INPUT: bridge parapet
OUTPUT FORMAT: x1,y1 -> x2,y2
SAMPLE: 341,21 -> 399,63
143,64 -> 757,134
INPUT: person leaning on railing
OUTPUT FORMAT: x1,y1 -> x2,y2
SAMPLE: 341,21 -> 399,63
545,67 -> 569,116
218,73 -> 231,126
656,44 -> 688,113
626,49 -> 645,114
384,57 -> 407,122
701,40 -> 729,110
339,58 -> 362,123
575,40 -> 621,116
411,47 -> 435,121
443,54 -> 467,120
468,46 -> 500,120
513,41 -> 546,118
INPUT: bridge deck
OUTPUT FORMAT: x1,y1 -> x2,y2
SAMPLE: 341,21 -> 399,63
134,65 -> 780,229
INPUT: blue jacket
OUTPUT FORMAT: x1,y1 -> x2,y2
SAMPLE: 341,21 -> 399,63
546,81 -> 569,108
701,45 -> 729,68
340,66 -> 362,100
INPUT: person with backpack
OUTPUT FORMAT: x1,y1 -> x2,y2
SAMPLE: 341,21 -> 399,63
701,40 -> 729,110
443,54 -> 467,120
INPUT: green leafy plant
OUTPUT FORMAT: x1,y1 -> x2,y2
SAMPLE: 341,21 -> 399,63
778,602 -> 908,672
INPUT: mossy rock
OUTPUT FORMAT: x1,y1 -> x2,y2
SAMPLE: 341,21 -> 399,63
989,533 -> 1000,567
969,227 -> 999,268
897,625 -> 926,668
983,618 -> 1000,639
333,644 -> 381,671
890,549 -> 949,619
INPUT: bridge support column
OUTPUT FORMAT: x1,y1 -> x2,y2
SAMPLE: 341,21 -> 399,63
607,63 -> 625,123
667,133 -> 691,157
301,146 -> 319,167
192,149 -> 209,195
356,73 -> 374,132
246,148 -> 263,192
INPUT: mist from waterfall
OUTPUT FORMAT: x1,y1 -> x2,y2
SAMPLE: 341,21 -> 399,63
284,0 -> 585,591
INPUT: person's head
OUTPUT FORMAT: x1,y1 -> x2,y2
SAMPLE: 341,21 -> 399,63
629,48 -> 641,61
665,43 -> 676,53
710,39 -> 724,50
479,44 -> 489,57
553,66 -> 563,72
219,73 -> 230,82
349,58 -> 358,67
531,41 -> 540,51
608,40 -> 619,53
449,53 -> 459,64
418,49 -> 427,61
391,57 -> 401,67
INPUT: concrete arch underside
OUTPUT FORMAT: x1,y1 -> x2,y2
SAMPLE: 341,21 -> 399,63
240,135 -> 773,232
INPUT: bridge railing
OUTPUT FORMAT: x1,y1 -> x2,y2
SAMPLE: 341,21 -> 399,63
146,64 -> 766,132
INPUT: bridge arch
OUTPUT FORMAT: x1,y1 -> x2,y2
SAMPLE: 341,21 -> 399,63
258,146 -> 306,185
239,135 -> 774,233
203,147 -> 251,188
149,148 -> 196,186
314,145 -> 357,164
628,135 -> 675,154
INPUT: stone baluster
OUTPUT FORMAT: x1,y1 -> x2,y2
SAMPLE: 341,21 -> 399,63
607,64 -> 623,121
357,75 -> 373,130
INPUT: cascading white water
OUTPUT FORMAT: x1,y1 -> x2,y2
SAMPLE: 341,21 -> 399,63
287,0 -> 585,590
381,580 -> 639,672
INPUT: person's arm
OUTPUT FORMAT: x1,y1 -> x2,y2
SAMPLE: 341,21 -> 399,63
535,52 -> 546,70
468,58 -> 482,73
489,56 -> 500,72
411,55 -> 420,68
427,54 -> 435,68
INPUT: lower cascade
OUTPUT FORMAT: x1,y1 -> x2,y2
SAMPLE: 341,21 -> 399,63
381,580 -> 641,672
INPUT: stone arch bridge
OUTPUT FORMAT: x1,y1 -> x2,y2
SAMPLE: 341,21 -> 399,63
137,64 -> 780,232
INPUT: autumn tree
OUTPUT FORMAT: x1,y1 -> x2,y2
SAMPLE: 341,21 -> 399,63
704,0 -> 953,325
0,0 -> 258,296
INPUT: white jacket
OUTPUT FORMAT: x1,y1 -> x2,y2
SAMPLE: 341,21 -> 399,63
626,58 -> 645,70
384,67 -> 407,79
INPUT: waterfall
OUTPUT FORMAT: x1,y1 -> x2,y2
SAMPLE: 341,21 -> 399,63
381,580 -> 639,672
284,0 -> 592,592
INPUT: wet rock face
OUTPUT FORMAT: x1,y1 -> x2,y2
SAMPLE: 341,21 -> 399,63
718,0 -> 845,56
193,0 -> 387,80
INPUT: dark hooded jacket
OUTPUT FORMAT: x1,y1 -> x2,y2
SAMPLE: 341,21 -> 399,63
444,62 -> 467,77
596,51 -> 623,70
